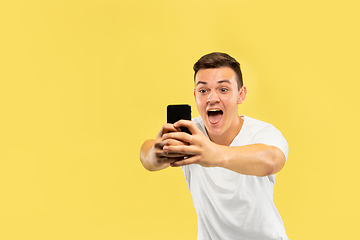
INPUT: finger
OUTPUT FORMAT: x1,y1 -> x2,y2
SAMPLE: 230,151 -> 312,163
156,152 -> 188,158
154,138 -> 187,152
164,138 -> 188,147
155,148 -> 189,158
163,144 -> 200,156
163,132 -> 194,145
154,139 -> 167,149
173,120 -> 200,135
158,123 -> 181,138
170,155 -> 200,167
161,156 -> 188,163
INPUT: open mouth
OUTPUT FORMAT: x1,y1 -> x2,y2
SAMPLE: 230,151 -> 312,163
207,109 -> 223,124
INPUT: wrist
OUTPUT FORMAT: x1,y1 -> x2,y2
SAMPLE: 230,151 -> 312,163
214,144 -> 228,168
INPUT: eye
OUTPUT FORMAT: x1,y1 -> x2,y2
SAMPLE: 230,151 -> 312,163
199,89 -> 207,94
220,88 -> 228,93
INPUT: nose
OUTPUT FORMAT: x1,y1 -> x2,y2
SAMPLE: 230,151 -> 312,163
206,91 -> 220,104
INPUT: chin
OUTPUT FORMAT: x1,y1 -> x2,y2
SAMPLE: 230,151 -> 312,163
205,124 -> 223,137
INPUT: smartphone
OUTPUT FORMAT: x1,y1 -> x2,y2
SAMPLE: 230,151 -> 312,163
167,104 -> 192,135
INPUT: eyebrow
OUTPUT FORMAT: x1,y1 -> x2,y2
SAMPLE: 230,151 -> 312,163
196,79 -> 231,86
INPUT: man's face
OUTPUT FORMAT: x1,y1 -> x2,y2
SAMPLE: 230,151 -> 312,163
194,67 -> 246,141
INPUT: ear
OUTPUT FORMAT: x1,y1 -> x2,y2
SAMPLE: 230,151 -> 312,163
237,86 -> 247,104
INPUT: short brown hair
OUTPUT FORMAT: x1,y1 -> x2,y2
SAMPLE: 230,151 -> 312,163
193,52 -> 243,90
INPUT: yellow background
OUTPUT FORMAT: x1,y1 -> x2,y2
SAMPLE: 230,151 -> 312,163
1,0 -> 359,239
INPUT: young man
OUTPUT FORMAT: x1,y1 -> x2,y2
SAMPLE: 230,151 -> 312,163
140,52 -> 289,239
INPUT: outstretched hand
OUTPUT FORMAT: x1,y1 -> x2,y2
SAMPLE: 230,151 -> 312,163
140,122 -> 190,171
150,123 -> 189,166
162,120 -> 222,168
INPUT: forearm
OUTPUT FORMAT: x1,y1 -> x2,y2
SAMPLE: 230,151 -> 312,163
217,144 -> 283,177
140,139 -> 170,171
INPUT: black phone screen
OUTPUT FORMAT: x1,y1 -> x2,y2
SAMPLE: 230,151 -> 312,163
167,104 -> 192,134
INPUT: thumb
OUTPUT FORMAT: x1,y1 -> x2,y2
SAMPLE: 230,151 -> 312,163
174,120 -> 199,135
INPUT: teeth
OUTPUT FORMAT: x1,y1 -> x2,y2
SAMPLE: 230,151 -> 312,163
208,109 -> 221,112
